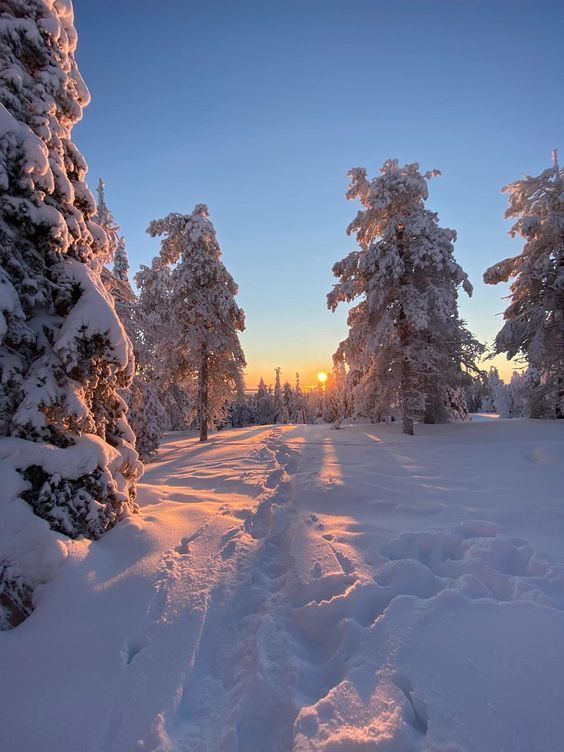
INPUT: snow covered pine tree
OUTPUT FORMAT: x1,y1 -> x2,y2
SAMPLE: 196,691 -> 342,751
0,0 -> 140,624
94,178 -> 168,461
145,204 -> 246,441
484,152 -> 564,418
328,160 -> 482,434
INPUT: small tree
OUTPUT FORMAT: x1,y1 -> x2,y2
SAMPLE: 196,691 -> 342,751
113,237 -> 130,285
145,205 -> 246,441
328,160 -> 481,434
290,373 -> 309,424
484,152 -> 564,418
93,178 -> 119,265
255,377 -> 275,424
273,366 -> 284,423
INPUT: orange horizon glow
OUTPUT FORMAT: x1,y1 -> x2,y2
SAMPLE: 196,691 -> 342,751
243,353 -> 520,392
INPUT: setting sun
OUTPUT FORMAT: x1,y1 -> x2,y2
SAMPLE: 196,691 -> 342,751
317,371 -> 328,384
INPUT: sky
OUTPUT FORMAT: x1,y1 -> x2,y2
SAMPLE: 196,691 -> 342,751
73,0 -> 564,388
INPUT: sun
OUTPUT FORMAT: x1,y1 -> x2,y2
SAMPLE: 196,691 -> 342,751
317,371 -> 328,384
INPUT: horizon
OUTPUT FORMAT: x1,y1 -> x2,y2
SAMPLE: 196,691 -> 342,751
73,0 -> 563,386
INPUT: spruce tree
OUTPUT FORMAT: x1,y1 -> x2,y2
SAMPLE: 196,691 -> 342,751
255,377 -> 274,424
113,236 -> 130,285
484,152 -> 564,418
0,0 -> 139,542
273,366 -> 284,423
95,180 -> 167,461
328,160 -> 481,434
92,178 -> 119,265
291,373 -> 309,424
144,204 -> 246,441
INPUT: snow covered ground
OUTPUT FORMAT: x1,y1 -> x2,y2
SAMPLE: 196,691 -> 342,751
1,418 -> 563,752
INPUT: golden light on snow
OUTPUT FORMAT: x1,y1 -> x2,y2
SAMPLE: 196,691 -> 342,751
317,371 -> 328,384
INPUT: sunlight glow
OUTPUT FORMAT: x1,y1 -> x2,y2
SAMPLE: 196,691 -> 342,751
317,371 -> 328,384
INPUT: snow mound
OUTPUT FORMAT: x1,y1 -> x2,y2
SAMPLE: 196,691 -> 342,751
293,522 -> 564,751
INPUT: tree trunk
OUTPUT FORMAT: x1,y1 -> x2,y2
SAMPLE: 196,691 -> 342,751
198,342 -> 209,442
400,357 -> 414,435
396,223 -> 414,436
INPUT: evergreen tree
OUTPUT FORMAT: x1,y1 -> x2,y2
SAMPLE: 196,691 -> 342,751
273,366 -> 284,423
281,381 -> 293,423
290,373 -> 309,424
0,0 -> 140,620
128,378 -> 168,460
484,152 -> 564,418
255,377 -> 275,424
328,160 -> 481,434
92,178 -> 119,265
463,371 -> 489,414
229,388 -> 254,428
144,204 -> 246,441
113,236 -> 130,285
95,180 -> 166,461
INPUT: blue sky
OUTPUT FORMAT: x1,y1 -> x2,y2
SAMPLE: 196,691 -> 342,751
73,0 -> 563,387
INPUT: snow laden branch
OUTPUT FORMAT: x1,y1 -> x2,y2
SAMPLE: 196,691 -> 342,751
328,159 -> 483,434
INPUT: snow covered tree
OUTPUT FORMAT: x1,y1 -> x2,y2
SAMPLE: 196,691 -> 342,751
462,370 -> 489,414
144,204 -> 246,441
135,255 -> 191,437
254,377 -> 274,424
483,367 -> 503,413
281,381 -> 293,424
92,178 -> 118,265
328,160 -> 482,434
323,363 -> 350,426
0,0 -> 140,553
113,236 -> 130,284
273,366 -> 284,423
229,388 -> 254,428
94,182 -> 168,461
291,373 -> 309,424
484,152 -> 564,418
487,368 -> 535,419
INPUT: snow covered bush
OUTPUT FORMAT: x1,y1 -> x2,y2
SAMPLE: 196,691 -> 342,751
484,152 -> 564,418
253,377 -> 275,424
140,204 -> 246,441
0,0 -> 140,625
328,160 -> 483,434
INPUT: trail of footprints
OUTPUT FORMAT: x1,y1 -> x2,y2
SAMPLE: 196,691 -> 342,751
117,430 -> 564,752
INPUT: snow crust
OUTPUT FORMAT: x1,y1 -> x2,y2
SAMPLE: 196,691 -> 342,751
0,418 -> 563,751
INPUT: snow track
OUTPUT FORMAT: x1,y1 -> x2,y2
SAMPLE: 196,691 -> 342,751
168,429 -> 302,752
112,423 -> 564,752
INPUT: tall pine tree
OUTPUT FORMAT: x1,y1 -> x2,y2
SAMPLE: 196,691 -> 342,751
143,204 -> 246,441
0,0 -> 140,542
484,152 -> 564,418
328,160 -> 481,434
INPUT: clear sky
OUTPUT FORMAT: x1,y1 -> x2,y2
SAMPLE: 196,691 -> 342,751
73,0 -> 563,388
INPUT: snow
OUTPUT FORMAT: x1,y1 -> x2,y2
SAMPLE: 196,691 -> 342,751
0,432 -> 125,479
1,418 -> 563,751
55,258 -> 132,370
